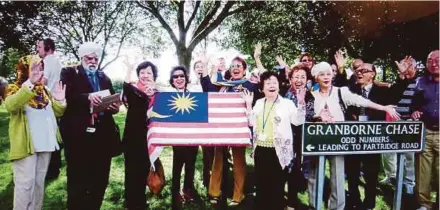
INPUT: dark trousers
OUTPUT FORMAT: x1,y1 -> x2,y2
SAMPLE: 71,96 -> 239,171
65,147 -> 112,210
202,146 -> 214,188
255,146 -> 286,210
172,146 -> 198,198
346,154 -> 381,209
124,148 -> 150,209
287,125 -> 305,208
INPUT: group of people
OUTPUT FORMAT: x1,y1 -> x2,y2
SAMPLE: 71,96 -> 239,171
1,37 -> 438,210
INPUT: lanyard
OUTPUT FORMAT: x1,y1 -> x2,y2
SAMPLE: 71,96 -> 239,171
262,95 -> 278,131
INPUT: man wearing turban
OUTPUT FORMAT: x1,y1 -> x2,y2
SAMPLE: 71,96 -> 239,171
59,42 -> 122,210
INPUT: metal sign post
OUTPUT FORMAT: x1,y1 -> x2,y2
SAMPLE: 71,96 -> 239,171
315,156 -> 326,210
393,153 -> 405,210
302,121 -> 425,210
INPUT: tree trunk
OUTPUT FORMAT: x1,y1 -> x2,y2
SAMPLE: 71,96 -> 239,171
177,46 -> 192,73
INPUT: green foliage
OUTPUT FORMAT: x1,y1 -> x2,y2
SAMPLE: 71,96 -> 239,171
112,80 -> 124,94
0,2 -> 45,53
222,2 -> 439,74
0,48 -> 25,82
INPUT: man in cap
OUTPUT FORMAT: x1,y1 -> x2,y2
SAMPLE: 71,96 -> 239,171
59,42 -> 122,210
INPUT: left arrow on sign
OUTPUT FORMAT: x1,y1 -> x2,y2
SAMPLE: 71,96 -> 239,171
306,144 -> 315,151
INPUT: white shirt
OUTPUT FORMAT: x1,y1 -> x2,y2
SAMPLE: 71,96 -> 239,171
312,86 -> 371,121
25,101 -> 60,152
43,54 -> 62,92
248,97 -> 305,169
362,83 -> 373,98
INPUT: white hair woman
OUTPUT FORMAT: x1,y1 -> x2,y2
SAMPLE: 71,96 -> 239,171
307,62 -> 399,210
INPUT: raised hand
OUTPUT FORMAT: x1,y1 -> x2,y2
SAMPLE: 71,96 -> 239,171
334,50 -> 345,69
241,89 -> 254,108
254,42 -> 262,59
394,56 -> 412,74
123,56 -> 135,83
52,81 -> 66,101
276,55 -> 287,67
296,87 -> 306,105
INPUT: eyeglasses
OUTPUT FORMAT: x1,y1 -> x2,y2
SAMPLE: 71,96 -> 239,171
301,59 -> 313,63
172,74 -> 185,79
356,68 -> 374,74
84,56 -> 99,62
230,64 -> 243,68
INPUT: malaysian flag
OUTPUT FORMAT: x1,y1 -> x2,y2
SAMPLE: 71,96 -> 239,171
147,92 -> 252,167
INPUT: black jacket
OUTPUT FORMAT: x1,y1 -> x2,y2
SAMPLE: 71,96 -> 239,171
59,65 -> 121,157
121,82 -> 150,162
347,83 -> 388,121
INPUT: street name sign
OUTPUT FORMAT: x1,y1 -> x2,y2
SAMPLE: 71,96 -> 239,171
302,121 -> 424,156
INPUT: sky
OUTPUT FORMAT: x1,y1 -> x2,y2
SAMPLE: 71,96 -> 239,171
101,35 -> 247,86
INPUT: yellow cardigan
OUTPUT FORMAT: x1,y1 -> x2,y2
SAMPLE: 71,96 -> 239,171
4,85 -> 66,161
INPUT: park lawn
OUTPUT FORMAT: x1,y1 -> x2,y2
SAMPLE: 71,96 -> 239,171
0,104 -> 408,210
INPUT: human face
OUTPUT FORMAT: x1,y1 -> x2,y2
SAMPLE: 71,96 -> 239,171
427,50 -> 439,76
355,63 -> 375,85
316,70 -> 333,89
301,56 -> 314,70
82,53 -> 99,71
138,66 -> 154,85
230,60 -> 245,80
172,70 -> 186,90
36,41 -> 47,58
194,62 -> 203,77
263,76 -> 279,99
290,69 -> 307,90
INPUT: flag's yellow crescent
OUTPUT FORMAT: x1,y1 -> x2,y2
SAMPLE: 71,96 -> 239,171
150,111 -> 172,119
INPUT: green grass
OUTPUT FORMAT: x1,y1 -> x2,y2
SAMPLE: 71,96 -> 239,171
0,105 -> 428,209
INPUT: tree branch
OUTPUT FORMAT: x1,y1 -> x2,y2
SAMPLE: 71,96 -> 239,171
189,1 -> 236,51
177,1 -> 185,35
226,2 -> 257,16
136,1 -> 179,46
192,1 -> 221,38
184,0 -> 201,32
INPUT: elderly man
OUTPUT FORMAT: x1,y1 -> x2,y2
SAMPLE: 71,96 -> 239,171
413,50 -> 439,210
345,63 -> 388,210
60,42 -> 122,210
380,56 -> 418,193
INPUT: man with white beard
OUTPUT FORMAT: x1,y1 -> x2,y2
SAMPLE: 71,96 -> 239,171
59,42 -> 122,210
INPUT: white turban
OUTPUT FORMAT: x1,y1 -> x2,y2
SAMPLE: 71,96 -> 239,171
311,62 -> 332,77
78,42 -> 102,58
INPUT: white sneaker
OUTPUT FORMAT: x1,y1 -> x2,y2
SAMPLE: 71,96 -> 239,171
416,206 -> 428,210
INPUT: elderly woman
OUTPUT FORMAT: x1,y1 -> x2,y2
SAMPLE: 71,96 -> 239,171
307,62 -> 399,210
284,64 -> 315,209
242,71 -> 305,210
160,66 -> 202,208
5,55 -> 66,210
122,60 -> 158,209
